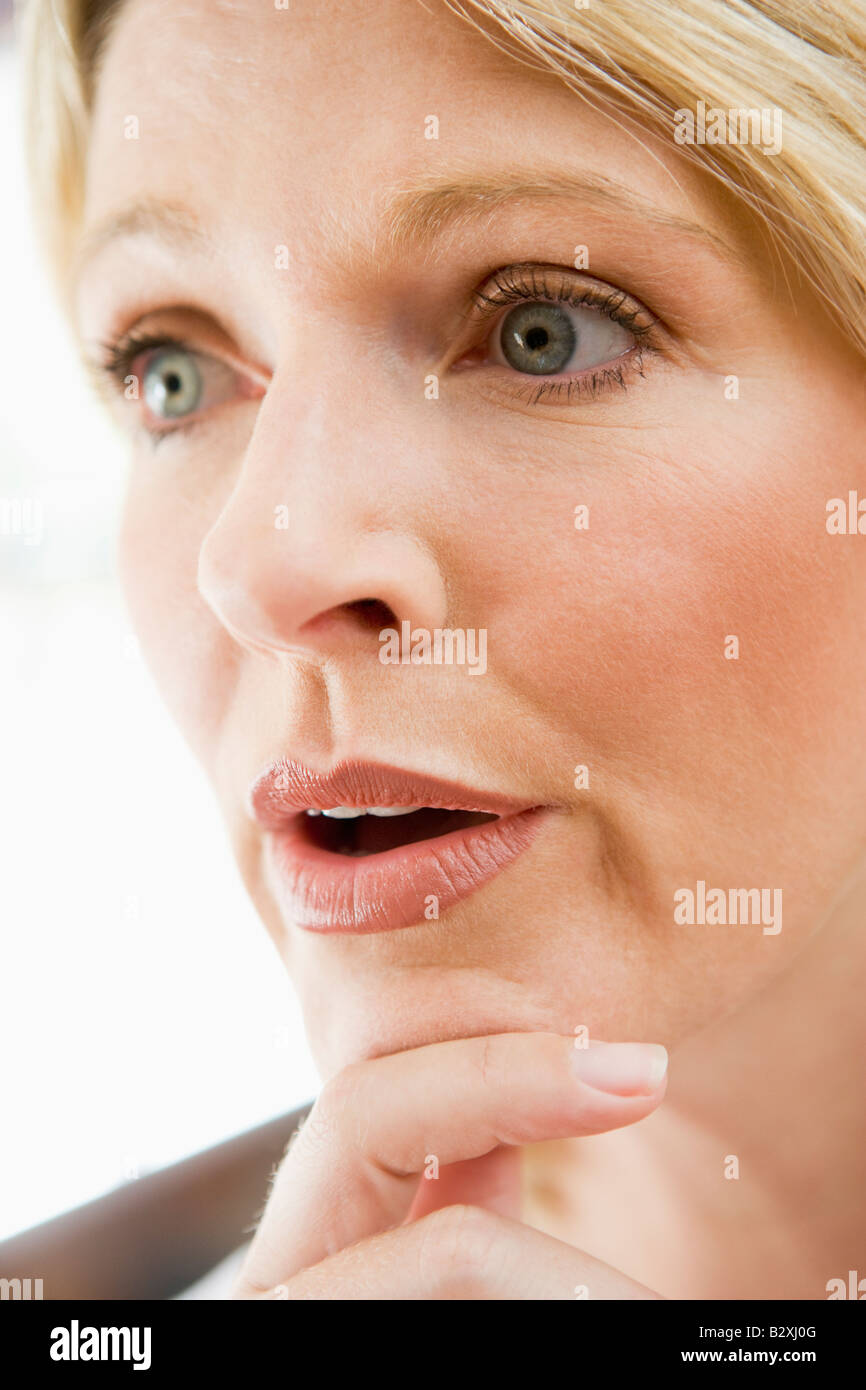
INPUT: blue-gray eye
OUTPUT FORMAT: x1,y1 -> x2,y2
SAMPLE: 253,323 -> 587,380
143,348 -> 203,419
495,299 -> 634,377
499,302 -> 577,375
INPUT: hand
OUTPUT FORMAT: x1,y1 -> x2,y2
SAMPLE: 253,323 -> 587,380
231,1032 -> 668,1300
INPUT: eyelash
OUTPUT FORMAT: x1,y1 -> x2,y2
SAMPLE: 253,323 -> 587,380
99,329 -> 172,384
466,264 -> 661,404
91,265 -> 661,439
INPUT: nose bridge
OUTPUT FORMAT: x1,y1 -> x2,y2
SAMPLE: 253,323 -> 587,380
256,376 -> 381,537
197,366 -> 449,655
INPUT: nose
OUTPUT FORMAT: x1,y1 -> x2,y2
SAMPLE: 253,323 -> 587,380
197,379 -> 449,661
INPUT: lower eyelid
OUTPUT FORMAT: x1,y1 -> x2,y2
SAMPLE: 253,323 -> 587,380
471,341 -> 656,407
134,413 -> 203,449
527,358 -> 637,401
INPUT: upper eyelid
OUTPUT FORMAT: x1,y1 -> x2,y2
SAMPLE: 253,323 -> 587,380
96,331 -> 238,381
88,263 -> 656,367
468,263 -> 660,331
85,310 -> 272,391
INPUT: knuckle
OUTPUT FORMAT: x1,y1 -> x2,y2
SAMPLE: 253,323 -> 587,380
416,1204 -> 502,1297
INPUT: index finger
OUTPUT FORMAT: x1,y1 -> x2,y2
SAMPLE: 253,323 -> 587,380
234,1033 -> 667,1295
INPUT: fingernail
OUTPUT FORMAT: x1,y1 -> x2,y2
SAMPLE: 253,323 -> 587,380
571,1042 -> 668,1096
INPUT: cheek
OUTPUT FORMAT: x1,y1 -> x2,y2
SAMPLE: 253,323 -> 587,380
482,413 -> 866,960
500,404 -> 866,776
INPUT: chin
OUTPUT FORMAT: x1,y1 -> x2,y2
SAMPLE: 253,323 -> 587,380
294,955 -> 672,1080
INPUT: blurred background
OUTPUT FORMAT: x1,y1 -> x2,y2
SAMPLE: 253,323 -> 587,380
0,2 -> 318,1242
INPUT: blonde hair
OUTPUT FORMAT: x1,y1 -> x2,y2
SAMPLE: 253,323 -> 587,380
18,0 -> 866,353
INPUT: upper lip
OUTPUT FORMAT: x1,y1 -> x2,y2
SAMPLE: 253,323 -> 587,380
248,758 -> 535,829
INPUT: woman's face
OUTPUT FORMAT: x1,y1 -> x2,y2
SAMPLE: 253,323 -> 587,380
77,0 -> 866,1076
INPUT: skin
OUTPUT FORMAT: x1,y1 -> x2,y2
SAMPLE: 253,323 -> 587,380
73,0 -> 866,1298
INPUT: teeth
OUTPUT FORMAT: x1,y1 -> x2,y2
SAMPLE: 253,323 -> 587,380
308,804 -> 423,819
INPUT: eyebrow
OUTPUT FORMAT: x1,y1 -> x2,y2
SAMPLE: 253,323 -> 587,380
382,171 -> 740,262
74,170 -> 739,289
73,199 -> 212,286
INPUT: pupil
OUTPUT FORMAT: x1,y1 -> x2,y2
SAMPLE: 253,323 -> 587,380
525,326 -> 549,351
165,372 -> 182,394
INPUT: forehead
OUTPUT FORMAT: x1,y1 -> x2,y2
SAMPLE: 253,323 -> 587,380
83,0 -> 719,267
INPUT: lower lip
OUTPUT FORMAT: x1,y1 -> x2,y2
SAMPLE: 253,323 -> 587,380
265,808 -> 544,934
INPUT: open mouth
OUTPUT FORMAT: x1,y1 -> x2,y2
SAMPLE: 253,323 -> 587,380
301,807 -> 500,857
249,759 -> 545,933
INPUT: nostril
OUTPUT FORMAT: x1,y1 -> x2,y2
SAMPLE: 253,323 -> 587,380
344,598 -> 397,631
